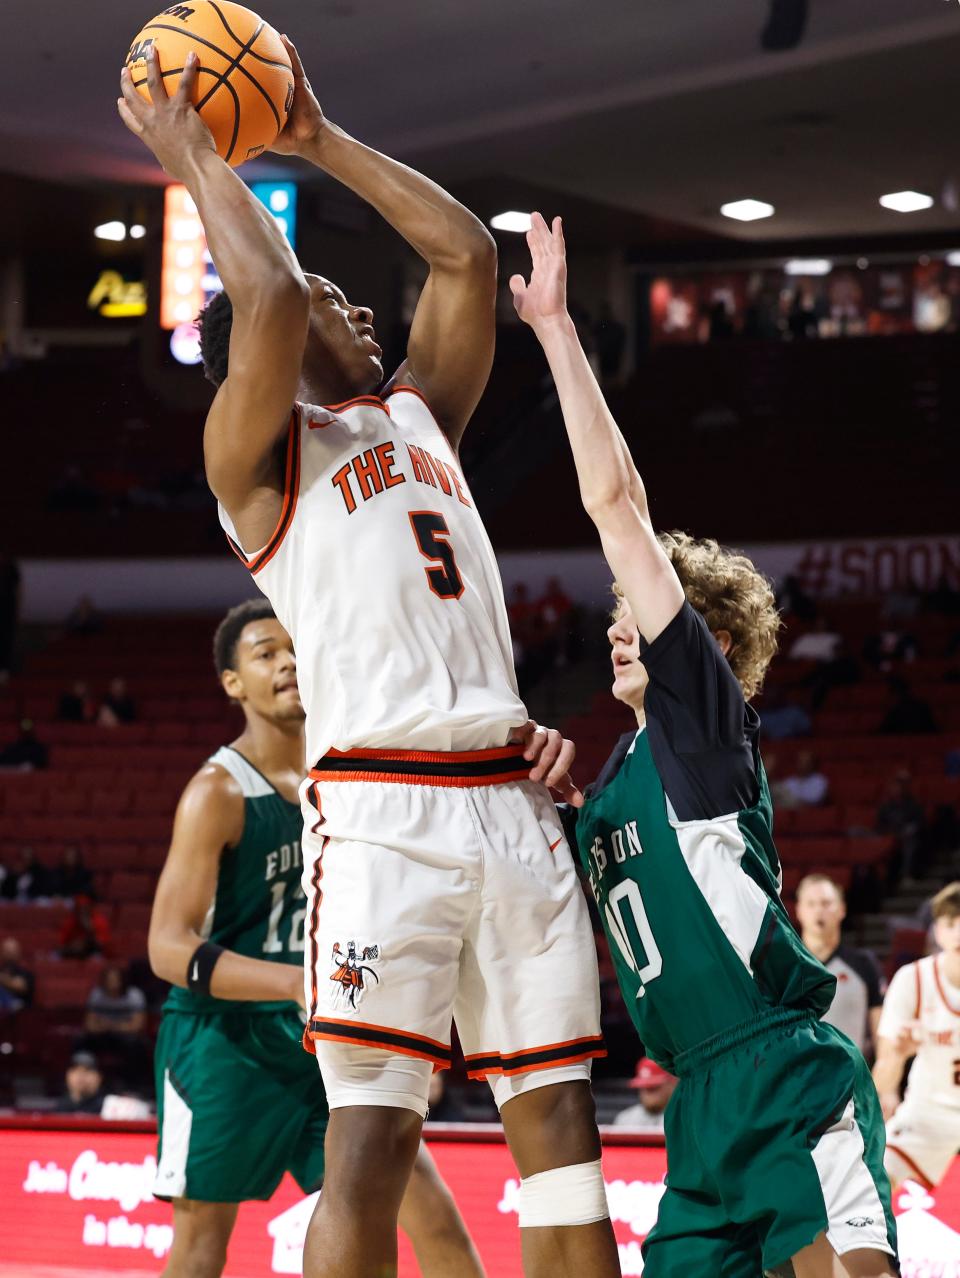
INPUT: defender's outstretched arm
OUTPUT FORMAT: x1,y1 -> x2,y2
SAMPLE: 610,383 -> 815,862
271,37 -> 495,446
511,214 -> 684,643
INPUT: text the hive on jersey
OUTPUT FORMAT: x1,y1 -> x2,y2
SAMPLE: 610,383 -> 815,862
329,440 -> 471,515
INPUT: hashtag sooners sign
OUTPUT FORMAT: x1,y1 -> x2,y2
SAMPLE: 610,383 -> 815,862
1,1119 -> 959,1275
746,533 -> 960,598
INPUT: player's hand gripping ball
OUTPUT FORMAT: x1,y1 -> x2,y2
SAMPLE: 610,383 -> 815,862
124,2 -> 294,167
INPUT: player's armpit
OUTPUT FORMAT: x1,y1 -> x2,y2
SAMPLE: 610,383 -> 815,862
392,240 -> 497,448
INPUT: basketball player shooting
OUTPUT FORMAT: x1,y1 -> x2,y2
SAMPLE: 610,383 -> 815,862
118,39 -> 619,1278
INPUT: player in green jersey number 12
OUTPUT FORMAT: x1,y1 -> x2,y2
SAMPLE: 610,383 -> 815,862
147,600 -> 565,1277
511,216 -> 898,1278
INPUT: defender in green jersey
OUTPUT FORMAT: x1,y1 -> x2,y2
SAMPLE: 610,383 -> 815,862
511,216 -> 897,1277
149,601 -> 486,1278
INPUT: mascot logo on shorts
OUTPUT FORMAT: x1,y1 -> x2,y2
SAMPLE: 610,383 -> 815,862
330,940 -> 380,1009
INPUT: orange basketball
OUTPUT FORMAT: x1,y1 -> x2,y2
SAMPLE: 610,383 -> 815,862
125,2 -> 294,167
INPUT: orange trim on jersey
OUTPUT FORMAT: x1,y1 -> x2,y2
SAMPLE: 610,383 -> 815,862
914,961 -> 923,1020
249,410 -> 302,575
309,767 -> 531,789
224,409 -> 301,575
886,1143 -> 935,1189
465,1037 -> 607,1080
387,383 -> 432,410
324,745 -> 525,765
306,1016 -> 452,1067
305,834 -> 327,1030
323,394 -> 390,415
933,956 -> 960,1017
464,1035 -> 607,1064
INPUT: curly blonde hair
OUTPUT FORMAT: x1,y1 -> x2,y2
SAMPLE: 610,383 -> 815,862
613,531 -> 781,700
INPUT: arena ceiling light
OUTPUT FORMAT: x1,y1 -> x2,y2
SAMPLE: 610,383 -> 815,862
94,221 -> 127,242
946,251 -> 960,267
129,224 -> 146,240
489,211 -> 533,233
784,258 -> 832,276
719,199 -> 775,223
879,190 -> 934,213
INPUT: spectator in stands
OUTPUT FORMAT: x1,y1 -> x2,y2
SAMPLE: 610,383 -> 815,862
54,1050 -> 106,1115
51,846 -> 94,900
781,750 -> 830,807
84,964 -> 147,1037
0,555 -> 20,682
863,628 -> 919,671
3,846 -> 52,901
59,895 -> 112,959
97,677 -> 137,727
876,769 -> 928,882
795,875 -> 883,1060
81,964 -> 149,1092
0,938 -> 34,1012
761,753 -> 793,810
776,573 -> 817,623
878,677 -> 939,735
788,616 -> 841,661
611,1058 -> 678,1132
758,684 -> 812,740
57,679 -> 96,723
0,719 -> 49,771
813,641 -> 863,710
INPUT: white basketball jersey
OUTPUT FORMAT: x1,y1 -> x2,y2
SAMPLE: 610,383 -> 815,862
218,385 -> 526,765
878,955 -> 960,1110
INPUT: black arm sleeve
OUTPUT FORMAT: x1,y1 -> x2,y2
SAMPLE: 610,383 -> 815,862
640,601 -> 760,822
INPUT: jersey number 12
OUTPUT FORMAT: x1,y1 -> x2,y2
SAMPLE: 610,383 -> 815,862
605,879 -> 663,998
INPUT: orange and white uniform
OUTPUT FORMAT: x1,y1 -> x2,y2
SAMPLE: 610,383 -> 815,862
879,954 -> 960,1187
218,386 -> 602,1116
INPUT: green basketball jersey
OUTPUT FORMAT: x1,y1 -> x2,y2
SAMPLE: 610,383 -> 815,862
573,603 -> 835,1072
165,746 -> 305,1015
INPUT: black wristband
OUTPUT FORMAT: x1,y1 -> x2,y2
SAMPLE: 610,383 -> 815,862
187,941 -> 224,996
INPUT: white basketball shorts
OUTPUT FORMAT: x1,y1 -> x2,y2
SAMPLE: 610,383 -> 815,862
298,745 -> 604,1115
885,1095 -> 960,1188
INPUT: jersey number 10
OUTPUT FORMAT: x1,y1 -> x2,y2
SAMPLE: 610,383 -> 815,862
605,879 -> 663,998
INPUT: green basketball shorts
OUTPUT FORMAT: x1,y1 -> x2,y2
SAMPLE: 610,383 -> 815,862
153,1007 -> 328,1203
642,1009 -> 899,1277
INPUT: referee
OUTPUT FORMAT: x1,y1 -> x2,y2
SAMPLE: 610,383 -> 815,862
796,873 -> 884,1060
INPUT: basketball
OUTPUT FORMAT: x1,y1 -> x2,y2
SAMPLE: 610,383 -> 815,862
124,2 -> 294,167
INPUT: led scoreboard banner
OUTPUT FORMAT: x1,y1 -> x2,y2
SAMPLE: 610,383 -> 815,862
1,1118 -> 959,1277
160,181 -> 298,360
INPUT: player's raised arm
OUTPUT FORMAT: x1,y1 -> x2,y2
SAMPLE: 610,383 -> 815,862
148,767 -> 303,1005
118,48 -> 310,526
511,214 -> 684,645
271,37 -> 496,447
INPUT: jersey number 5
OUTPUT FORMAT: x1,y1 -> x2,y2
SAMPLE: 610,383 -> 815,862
409,511 -> 464,600
605,879 -> 663,999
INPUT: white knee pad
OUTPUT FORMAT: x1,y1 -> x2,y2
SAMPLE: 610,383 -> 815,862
518,1158 -> 609,1229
